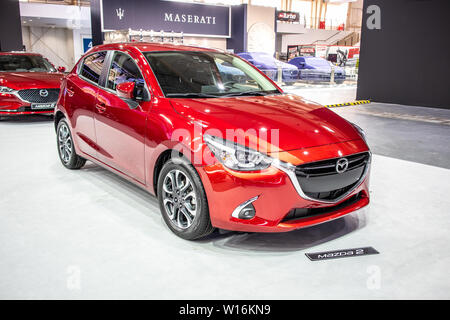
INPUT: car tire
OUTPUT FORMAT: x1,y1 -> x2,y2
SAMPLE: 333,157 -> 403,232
157,156 -> 214,240
56,118 -> 86,170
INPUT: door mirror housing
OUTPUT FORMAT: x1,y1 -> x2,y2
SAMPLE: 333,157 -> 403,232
116,82 -> 135,100
57,66 -> 66,73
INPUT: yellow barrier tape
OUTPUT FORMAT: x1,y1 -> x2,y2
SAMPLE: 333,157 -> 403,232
325,100 -> 371,108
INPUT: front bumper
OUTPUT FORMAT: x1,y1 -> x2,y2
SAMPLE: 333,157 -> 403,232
0,92 -> 56,116
197,139 -> 370,233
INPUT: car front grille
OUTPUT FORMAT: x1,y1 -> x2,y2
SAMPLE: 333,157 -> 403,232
295,152 -> 370,201
17,89 -> 60,103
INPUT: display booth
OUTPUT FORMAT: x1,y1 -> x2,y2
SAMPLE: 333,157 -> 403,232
90,0 -> 276,56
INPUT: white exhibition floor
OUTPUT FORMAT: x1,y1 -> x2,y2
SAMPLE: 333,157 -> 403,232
1,110 -> 450,299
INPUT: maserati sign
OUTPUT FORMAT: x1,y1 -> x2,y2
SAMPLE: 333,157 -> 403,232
164,13 -> 217,25
101,0 -> 230,37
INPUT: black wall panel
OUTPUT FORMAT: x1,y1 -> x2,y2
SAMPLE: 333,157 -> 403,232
90,0 -> 103,46
226,4 -> 247,53
357,0 -> 450,109
0,0 -> 23,51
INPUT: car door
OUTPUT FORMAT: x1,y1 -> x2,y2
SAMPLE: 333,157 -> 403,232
93,50 -> 150,184
65,51 -> 107,157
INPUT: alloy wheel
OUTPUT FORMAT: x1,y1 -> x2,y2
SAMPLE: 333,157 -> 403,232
58,123 -> 72,164
162,169 -> 197,229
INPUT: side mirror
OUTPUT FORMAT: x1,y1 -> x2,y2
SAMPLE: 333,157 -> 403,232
116,82 -> 135,100
57,66 -> 66,73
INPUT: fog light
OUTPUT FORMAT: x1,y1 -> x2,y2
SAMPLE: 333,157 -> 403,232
231,195 -> 259,220
238,203 -> 256,220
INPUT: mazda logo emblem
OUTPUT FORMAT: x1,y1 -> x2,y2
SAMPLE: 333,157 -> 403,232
336,158 -> 349,173
39,89 -> 49,97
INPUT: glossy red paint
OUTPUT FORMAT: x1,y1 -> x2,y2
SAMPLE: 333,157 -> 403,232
56,42 -> 371,233
116,82 -> 135,99
0,52 -> 64,116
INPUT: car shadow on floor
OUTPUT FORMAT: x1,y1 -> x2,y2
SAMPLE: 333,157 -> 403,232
77,161 -> 367,253
0,115 -> 53,124
198,212 -> 366,253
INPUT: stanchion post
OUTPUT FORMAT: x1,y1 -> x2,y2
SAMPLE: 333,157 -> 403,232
277,67 -> 282,85
330,65 -> 335,85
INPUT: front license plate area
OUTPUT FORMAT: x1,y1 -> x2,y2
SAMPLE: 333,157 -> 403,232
31,103 -> 55,110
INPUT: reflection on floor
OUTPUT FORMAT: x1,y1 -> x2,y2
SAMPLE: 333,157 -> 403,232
285,84 -> 357,105
283,84 -> 450,169
0,109 -> 449,299
332,103 -> 450,169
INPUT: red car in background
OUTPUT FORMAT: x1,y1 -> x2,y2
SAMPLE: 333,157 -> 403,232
54,43 -> 371,240
0,52 -> 64,117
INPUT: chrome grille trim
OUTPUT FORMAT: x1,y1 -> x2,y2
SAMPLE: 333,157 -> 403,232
272,151 -> 371,204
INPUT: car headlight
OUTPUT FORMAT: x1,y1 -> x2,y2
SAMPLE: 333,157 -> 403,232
352,122 -> 367,142
204,135 -> 272,171
0,86 -> 14,93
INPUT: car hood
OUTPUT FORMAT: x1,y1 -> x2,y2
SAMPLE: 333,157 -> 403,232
275,61 -> 298,70
169,94 -> 361,153
0,72 -> 64,90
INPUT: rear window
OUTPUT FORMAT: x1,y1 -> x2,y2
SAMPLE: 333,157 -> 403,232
80,51 -> 107,84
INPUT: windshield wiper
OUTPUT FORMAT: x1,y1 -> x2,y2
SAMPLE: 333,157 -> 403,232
166,93 -> 219,98
222,90 -> 278,97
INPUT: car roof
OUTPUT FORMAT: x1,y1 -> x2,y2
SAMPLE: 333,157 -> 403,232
90,42 -> 220,53
0,52 -> 42,56
240,52 -> 271,56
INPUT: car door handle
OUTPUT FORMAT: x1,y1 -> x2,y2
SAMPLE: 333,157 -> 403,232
96,103 -> 106,113
66,88 -> 74,97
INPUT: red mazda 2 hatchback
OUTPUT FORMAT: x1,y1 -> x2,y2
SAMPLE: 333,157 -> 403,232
0,52 -> 64,117
54,42 -> 371,240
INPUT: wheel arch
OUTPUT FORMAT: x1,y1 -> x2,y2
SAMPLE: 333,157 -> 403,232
153,149 -> 191,197
54,110 -> 65,131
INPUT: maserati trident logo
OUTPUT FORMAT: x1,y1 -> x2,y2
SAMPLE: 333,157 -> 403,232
116,8 -> 125,20
39,89 -> 48,97
336,158 -> 349,174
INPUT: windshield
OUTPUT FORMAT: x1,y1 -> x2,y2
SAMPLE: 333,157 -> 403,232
305,58 -> 331,67
143,51 -> 280,98
0,55 -> 56,72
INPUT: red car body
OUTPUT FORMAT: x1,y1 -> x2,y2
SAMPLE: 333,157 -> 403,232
55,42 -> 370,233
0,52 -> 63,116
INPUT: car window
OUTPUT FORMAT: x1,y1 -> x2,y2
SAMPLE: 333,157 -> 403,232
106,51 -> 145,90
0,54 -> 56,72
144,51 -> 280,98
80,51 -> 107,84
